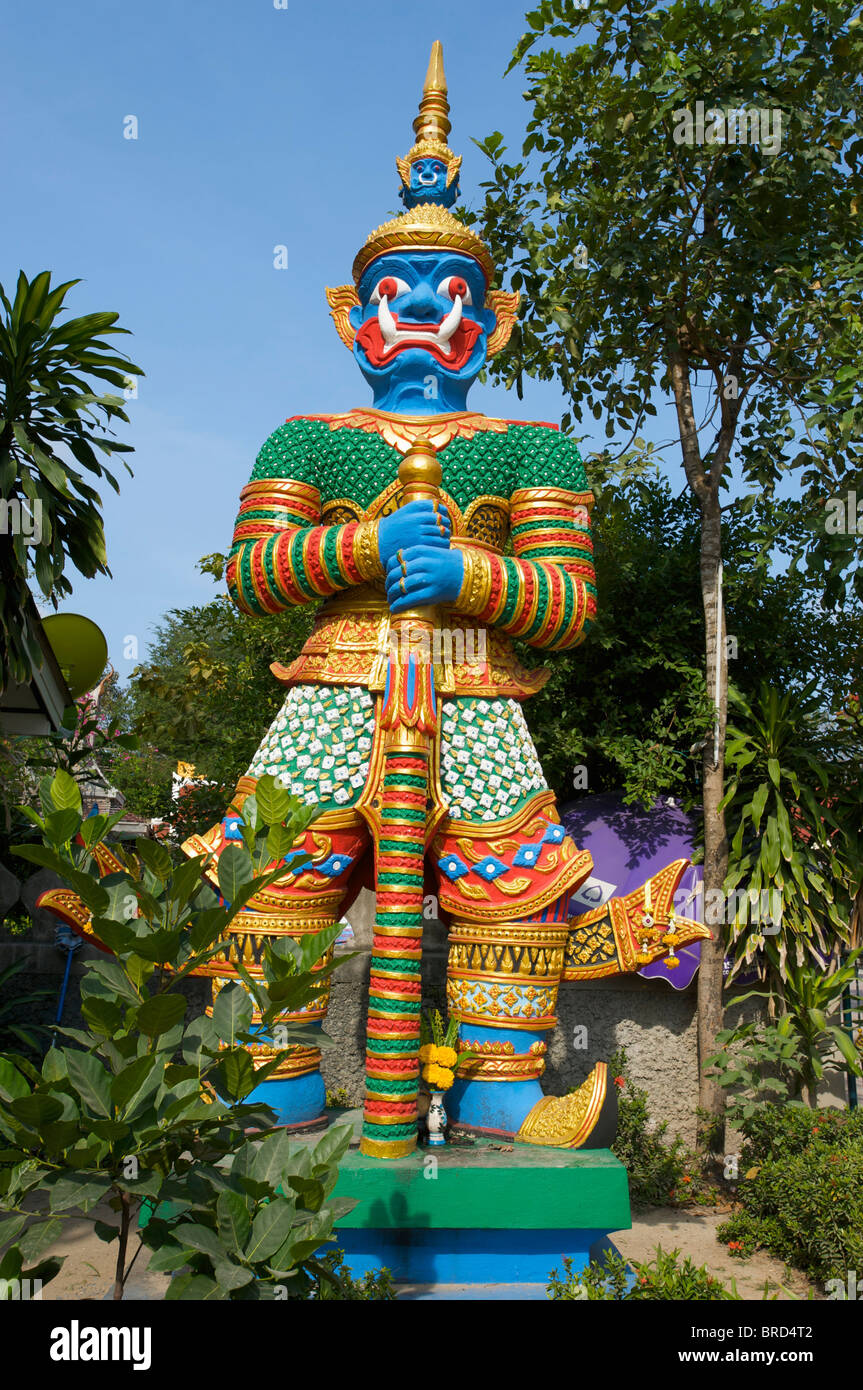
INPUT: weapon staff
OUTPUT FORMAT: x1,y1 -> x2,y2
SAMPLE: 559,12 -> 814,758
360,438 -> 442,1158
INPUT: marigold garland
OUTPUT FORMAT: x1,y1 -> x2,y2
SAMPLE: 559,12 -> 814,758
422,1062 -> 455,1090
418,1008 -> 464,1092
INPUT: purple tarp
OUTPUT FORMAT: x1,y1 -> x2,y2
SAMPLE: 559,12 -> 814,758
561,792 -> 704,990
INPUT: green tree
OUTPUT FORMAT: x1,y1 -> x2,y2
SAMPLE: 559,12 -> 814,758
722,682 -> 863,980
474,0 -> 863,1145
0,272 -> 142,688
517,472 -> 862,807
0,769 -> 356,1300
0,676 -> 140,869
111,556 -> 314,831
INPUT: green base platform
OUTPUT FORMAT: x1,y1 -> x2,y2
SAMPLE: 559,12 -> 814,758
327,1110 -> 631,1291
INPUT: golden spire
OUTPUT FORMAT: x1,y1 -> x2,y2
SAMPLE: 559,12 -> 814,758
396,41 -> 462,200
413,40 -> 452,147
327,36 -> 521,349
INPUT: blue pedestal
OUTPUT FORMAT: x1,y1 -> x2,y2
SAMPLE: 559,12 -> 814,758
247,1067 -> 326,1129
335,1225 -> 604,1284
327,1116 -> 632,1296
447,1024 -> 546,1137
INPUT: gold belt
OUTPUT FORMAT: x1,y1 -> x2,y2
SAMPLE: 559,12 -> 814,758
270,589 -> 549,699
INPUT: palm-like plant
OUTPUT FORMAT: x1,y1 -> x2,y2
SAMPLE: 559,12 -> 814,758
711,946 -> 863,1110
720,681 -> 859,982
0,271 -> 143,687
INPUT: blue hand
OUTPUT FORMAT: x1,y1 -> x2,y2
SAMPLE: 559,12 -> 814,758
386,544 -> 464,613
377,500 -> 451,571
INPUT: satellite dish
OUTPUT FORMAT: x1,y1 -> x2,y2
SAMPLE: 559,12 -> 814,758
42,614 -> 108,700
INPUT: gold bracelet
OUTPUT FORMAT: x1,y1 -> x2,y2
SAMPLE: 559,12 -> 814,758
353,519 -> 385,581
457,547 -> 493,614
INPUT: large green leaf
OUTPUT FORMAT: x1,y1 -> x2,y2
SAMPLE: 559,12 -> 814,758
213,1259 -> 255,1291
750,781 -> 769,830
0,1059 -> 31,1102
47,1173 -> 113,1213
217,846 -> 254,904
169,1222 -> 227,1262
165,1273 -> 221,1300
216,1189 -> 251,1255
0,1214 -> 28,1248
307,1122 -> 353,1173
167,856 -> 209,909
49,770 -> 82,813
181,1013 -> 221,1063
212,983 -> 253,1044
245,1199 -> 298,1263
254,774 -> 294,828
213,1048 -> 256,1101
135,838 -> 172,882
250,1130 -> 297,1189
43,808 -> 83,845
8,1094 -> 65,1128
111,1053 -> 163,1115
87,958 -> 141,1005
135,993 -> 187,1037
65,1052 -> 112,1117
17,1218 -> 64,1264
827,1026 -> 863,1073
274,1209 -> 334,1267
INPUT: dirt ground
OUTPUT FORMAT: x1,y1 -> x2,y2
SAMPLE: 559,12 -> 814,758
38,1202 -> 167,1302
35,1200 -> 819,1301
614,1206 -> 819,1300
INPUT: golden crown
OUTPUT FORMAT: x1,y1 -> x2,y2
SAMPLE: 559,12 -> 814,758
351,41 -> 495,287
353,203 -> 495,286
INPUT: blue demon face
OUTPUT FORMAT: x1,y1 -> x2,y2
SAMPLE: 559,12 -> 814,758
413,157 -> 446,192
400,157 -> 459,208
349,250 -> 494,414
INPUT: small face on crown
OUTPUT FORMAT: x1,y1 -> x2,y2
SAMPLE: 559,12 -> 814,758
401,156 -> 459,209
349,250 -> 494,409
414,157 -> 446,189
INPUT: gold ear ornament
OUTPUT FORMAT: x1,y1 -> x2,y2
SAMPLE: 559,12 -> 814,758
486,289 -> 521,357
325,284 -> 361,350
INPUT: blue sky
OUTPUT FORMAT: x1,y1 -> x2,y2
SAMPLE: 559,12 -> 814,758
7,0 -> 777,680
4,0 -> 593,675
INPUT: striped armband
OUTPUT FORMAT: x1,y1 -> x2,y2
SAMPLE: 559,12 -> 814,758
226,478 -> 365,615
455,487 -> 597,650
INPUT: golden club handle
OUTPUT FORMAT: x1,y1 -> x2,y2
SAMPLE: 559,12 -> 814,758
397,436 -> 442,505
393,438 -> 442,627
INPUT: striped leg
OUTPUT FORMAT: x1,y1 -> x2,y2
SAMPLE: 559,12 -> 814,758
445,909 -> 571,1139
203,911 -> 337,1130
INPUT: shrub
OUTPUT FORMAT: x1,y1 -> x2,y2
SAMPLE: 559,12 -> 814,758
307,1249 -> 397,1300
325,1087 -> 351,1110
0,913 -> 33,940
608,1047 -> 688,1205
0,770 -> 353,1300
143,1126 -> 361,1300
737,1101 -> 863,1165
548,1246 -> 741,1300
718,1104 -> 863,1281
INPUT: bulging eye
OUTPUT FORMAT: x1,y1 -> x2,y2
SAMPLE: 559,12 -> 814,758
438,275 -> 472,305
370,276 -> 410,304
